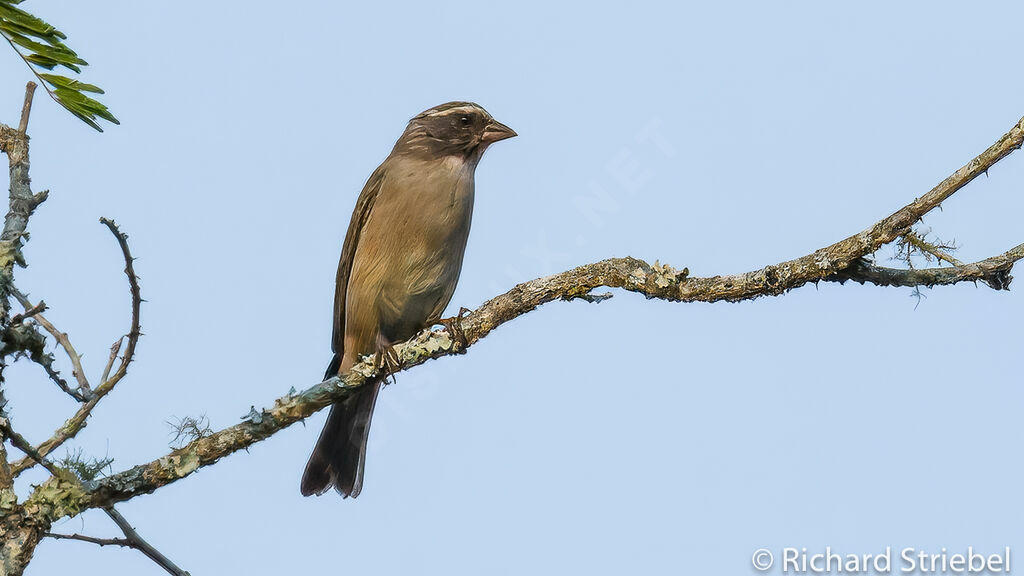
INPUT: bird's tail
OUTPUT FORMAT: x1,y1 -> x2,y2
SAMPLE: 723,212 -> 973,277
300,355 -> 382,498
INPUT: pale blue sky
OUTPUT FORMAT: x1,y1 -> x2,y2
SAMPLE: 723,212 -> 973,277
3,2 -> 1024,575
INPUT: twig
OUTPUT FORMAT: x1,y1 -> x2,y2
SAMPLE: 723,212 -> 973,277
0,416 -> 61,477
10,221 -> 143,476
103,507 -> 191,576
36,357 -> 84,401
898,230 -> 964,267
10,320 -> 88,401
100,337 -> 123,385
0,320 -> 82,400
12,289 -> 91,397
44,532 -> 132,548
97,218 -> 142,389
829,242 -> 1024,290
43,508 -> 191,576
18,81 -> 36,135
10,299 -> 45,324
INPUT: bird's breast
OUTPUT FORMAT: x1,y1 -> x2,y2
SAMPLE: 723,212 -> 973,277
388,156 -> 475,252
348,155 -> 476,334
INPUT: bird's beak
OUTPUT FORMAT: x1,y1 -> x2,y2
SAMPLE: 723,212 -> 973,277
481,119 -> 517,143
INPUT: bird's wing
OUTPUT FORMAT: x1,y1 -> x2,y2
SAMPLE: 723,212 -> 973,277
331,165 -> 387,357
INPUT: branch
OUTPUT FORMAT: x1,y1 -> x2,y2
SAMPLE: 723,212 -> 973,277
0,318 -> 77,401
0,416 -> 60,477
43,532 -> 132,548
0,83 -> 42,322
18,82 -> 35,135
9,298 -> 44,324
897,230 -> 963,267
43,508 -> 190,576
12,289 -> 91,399
0,82 -> 40,232
97,217 -> 142,390
99,337 -> 123,385
828,242 -> 1024,290
0,83 -> 38,497
29,114 -> 1024,519
9,219 -> 143,475
102,508 -> 190,576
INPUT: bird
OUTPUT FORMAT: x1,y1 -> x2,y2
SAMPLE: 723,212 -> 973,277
301,101 -> 516,497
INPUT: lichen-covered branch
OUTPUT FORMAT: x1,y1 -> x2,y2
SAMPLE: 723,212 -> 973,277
0,83 -> 45,576
50,114 -> 1021,514
0,83 -> 41,316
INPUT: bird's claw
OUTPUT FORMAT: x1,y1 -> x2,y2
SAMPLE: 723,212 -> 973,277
374,342 -> 401,386
439,306 -> 471,353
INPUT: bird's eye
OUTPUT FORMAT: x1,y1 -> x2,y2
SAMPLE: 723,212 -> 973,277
459,116 -> 470,126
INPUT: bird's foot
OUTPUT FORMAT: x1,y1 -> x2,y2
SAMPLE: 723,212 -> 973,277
374,337 -> 401,386
438,306 -> 472,353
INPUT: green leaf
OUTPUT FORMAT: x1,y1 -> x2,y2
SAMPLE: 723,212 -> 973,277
2,2 -> 116,130
94,108 -> 119,124
24,52 -> 63,70
0,3 -> 65,40
53,87 -> 119,128
0,17 -> 64,46
64,105 -> 103,132
5,30 -> 84,63
40,73 -> 103,93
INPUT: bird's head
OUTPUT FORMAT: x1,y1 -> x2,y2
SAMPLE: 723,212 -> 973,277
394,101 -> 516,162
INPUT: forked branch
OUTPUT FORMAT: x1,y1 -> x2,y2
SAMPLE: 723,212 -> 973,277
9,218 -> 143,476
43,507 -> 190,576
